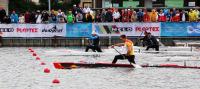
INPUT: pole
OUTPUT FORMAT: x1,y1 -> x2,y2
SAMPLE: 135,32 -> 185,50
48,0 -> 51,12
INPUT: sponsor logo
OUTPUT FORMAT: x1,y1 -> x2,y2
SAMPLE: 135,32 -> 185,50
135,27 -> 159,32
0,28 -> 14,32
112,26 -> 133,32
187,26 -> 200,34
42,25 -> 63,33
16,28 -> 38,33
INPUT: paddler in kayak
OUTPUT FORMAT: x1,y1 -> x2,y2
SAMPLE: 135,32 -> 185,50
85,31 -> 102,52
111,34 -> 136,64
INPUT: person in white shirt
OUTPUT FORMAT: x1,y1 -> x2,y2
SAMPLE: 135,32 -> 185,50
19,14 -> 25,24
112,8 -> 121,22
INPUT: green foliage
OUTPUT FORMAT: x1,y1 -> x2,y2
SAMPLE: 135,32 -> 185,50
9,0 -> 38,14
9,0 -> 81,14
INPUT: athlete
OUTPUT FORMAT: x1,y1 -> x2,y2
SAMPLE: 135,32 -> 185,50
85,31 -> 102,52
140,31 -> 159,51
111,34 -> 136,64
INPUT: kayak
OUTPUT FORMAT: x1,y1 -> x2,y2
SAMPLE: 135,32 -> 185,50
53,62 -> 200,69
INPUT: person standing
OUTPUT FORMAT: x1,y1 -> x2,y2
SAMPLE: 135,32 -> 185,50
10,11 -> 19,23
85,31 -> 102,52
0,7 -> 6,23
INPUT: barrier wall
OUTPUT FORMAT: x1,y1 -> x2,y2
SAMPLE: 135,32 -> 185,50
0,22 -> 200,38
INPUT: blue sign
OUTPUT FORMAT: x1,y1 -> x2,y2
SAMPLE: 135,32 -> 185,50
161,22 -> 188,36
186,22 -> 200,36
161,22 -> 200,37
66,23 -> 92,37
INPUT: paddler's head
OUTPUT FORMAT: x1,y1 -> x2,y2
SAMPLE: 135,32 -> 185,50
91,31 -> 97,36
120,34 -> 127,41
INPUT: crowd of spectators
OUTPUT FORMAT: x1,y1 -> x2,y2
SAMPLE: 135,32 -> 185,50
0,5 -> 200,24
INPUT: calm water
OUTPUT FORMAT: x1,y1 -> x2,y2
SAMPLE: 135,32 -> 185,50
0,47 -> 200,89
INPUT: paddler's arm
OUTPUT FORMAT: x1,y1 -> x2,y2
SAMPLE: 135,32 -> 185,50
113,43 -> 124,47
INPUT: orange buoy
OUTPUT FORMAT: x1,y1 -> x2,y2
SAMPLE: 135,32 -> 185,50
53,63 -> 64,69
44,68 -> 50,73
40,62 -> 46,65
52,79 -> 60,84
36,57 -> 40,60
28,48 -> 32,50
30,50 -> 34,53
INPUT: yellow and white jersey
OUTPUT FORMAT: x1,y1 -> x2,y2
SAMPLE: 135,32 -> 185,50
124,39 -> 134,55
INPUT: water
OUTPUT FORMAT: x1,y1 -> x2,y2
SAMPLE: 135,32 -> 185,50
0,47 -> 200,89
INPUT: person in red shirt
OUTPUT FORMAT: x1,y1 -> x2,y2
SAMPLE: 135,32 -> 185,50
158,10 -> 166,22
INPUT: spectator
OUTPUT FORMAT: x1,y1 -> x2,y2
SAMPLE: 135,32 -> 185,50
112,8 -> 121,22
24,11 -> 30,23
10,11 -> 19,23
95,10 -> 101,22
19,13 -> 25,23
194,9 -> 199,21
189,9 -> 196,22
130,9 -> 137,22
158,10 -> 166,22
76,12 -> 83,22
101,9 -> 107,22
166,10 -> 172,22
86,12 -> 93,22
172,8 -> 176,17
180,10 -> 187,22
76,3 -> 83,14
125,9 -> 130,22
0,7 -> 6,23
137,9 -> 143,22
50,10 -> 57,23
150,9 -> 158,22
35,10 -> 42,23
143,9 -> 150,22
72,5 -> 78,16
41,10 -> 49,23
29,11 -> 36,23
66,11 -> 75,23
172,10 -> 180,22
105,8 -> 113,22
2,15 -> 11,24
122,9 -> 129,22
127,9 -> 132,22
57,9 -> 65,23
163,8 -> 169,16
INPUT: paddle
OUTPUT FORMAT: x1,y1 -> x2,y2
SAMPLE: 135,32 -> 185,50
135,31 -> 144,46
112,47 -> 142,68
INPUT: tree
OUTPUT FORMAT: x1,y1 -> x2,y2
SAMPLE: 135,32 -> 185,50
9,0 -> 38,14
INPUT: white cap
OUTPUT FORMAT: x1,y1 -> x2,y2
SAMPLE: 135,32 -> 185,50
91,31 -> 97,34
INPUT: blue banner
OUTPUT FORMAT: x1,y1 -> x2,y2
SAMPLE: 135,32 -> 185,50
161,22 -> 188,36
66,23 -> 92,37
187,23 -> 200,36
161,22 -> 200,37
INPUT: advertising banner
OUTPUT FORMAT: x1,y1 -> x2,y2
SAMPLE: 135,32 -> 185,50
186,23 -> 200,36
93,23 -> 160,36
161,22 -> 200,36
66,23 -> 92,37
0,24 -> 66,37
